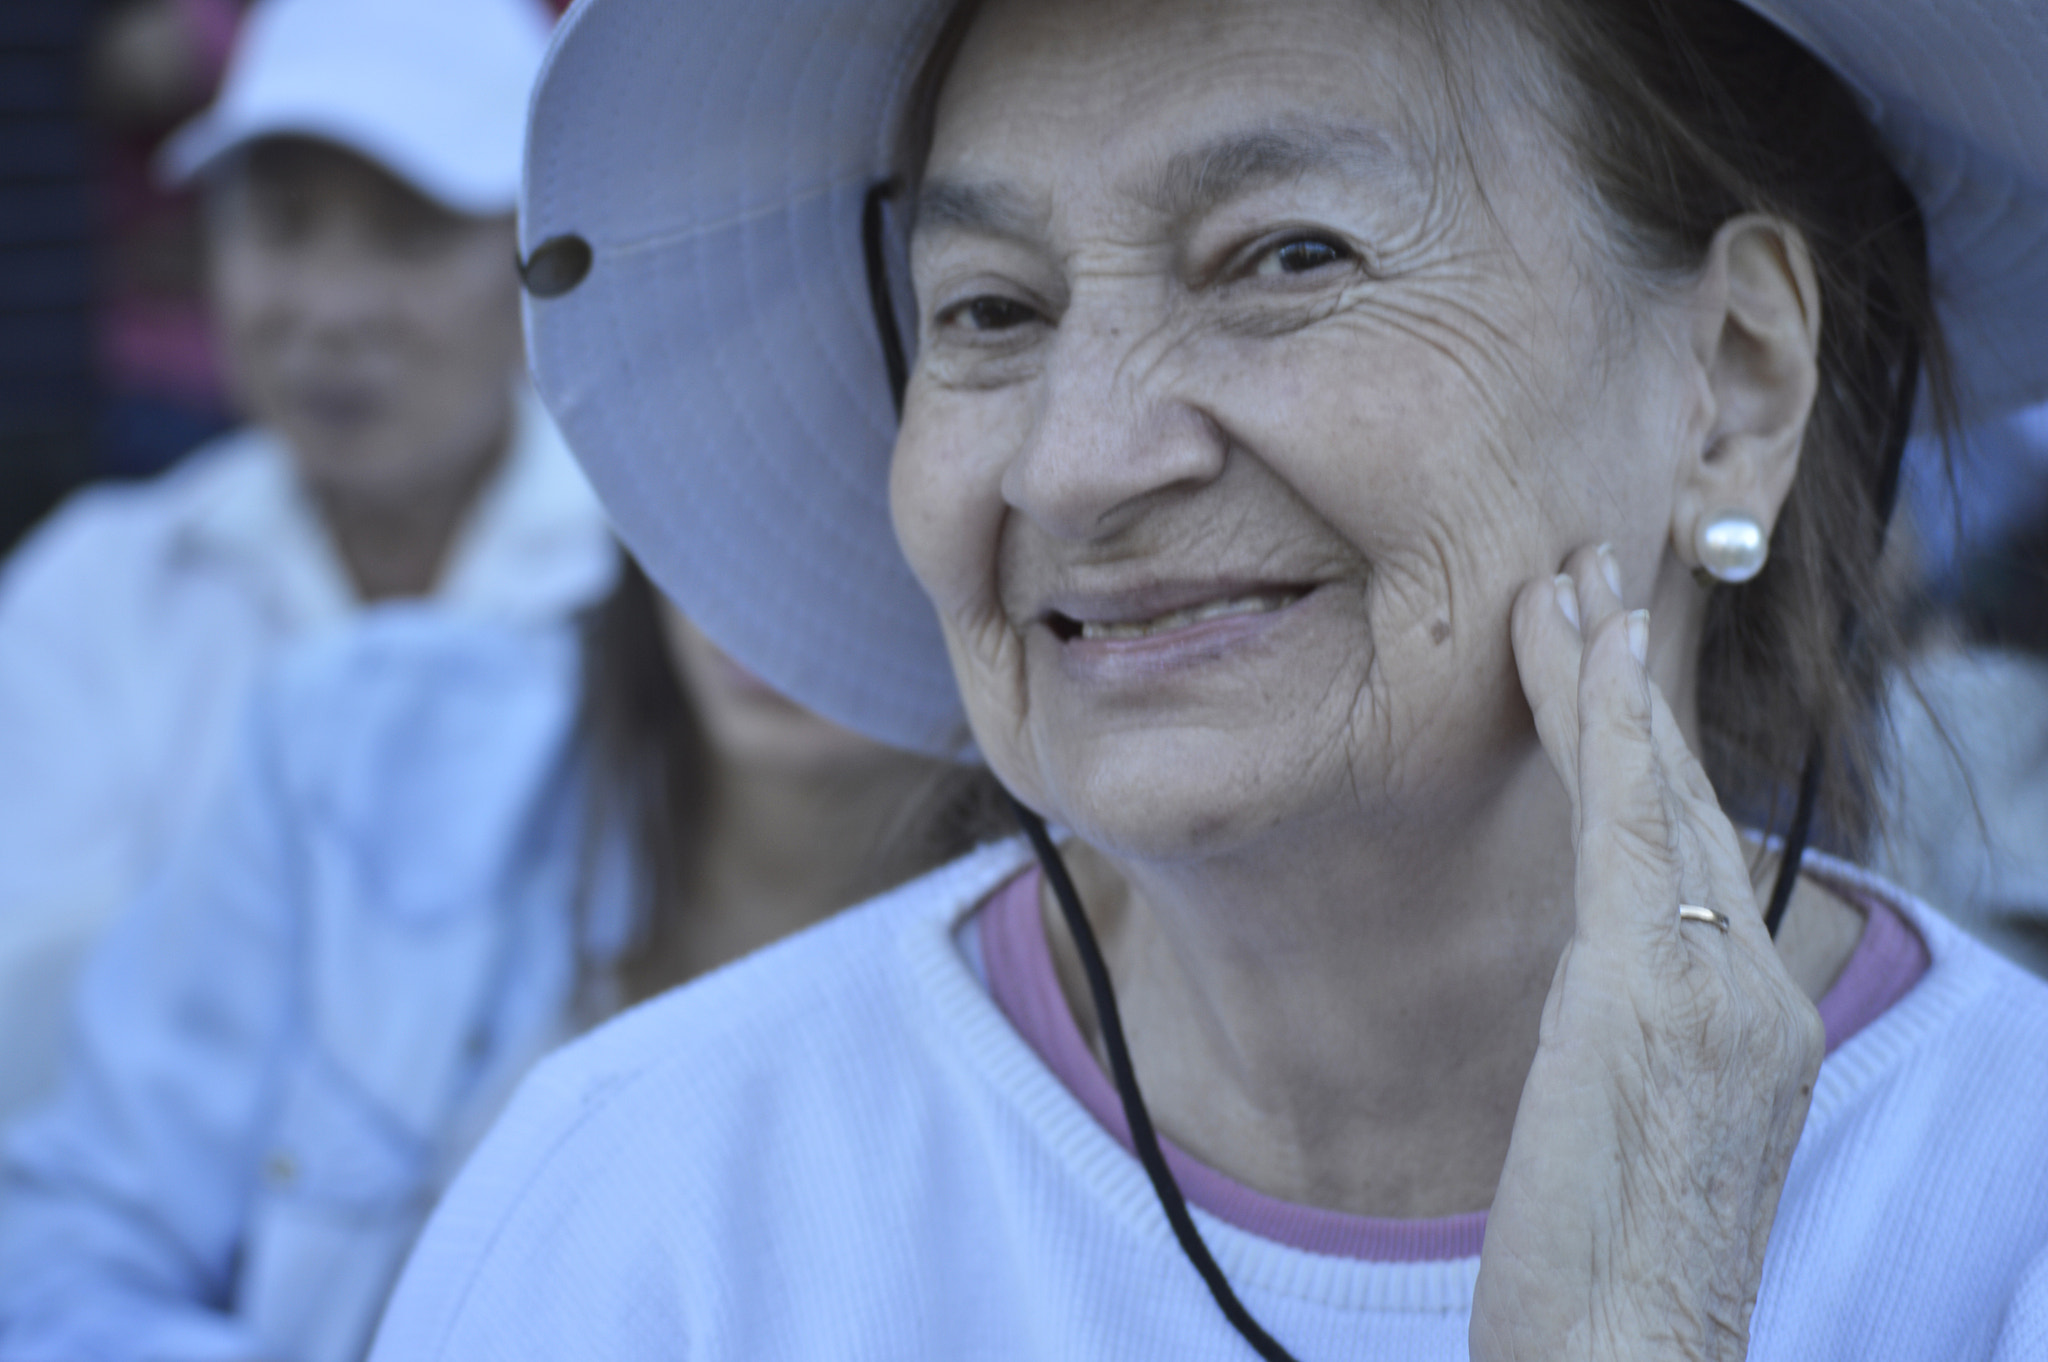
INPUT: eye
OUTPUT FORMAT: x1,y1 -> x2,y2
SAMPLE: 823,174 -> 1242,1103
245,194 -> 316,247
1249,234 -> 1353,278
382,221 -> 460,262
938,294 -> 1041,333
370,205 -> 464,262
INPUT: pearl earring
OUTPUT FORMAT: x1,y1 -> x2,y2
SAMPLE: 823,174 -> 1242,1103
1693,510 -> 1769,585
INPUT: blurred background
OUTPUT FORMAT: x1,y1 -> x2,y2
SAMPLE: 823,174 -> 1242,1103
0,0 -> 578,558
4,0 -> 234,556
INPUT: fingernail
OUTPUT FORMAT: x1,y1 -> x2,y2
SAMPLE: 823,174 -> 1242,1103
1597,543 -> 1622,598
1626,609 -> 1649,665
1553,574 -> 1580,631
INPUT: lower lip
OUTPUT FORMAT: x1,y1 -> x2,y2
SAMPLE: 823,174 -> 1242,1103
1055,593 -> 1314,681
293,391 -> 381,427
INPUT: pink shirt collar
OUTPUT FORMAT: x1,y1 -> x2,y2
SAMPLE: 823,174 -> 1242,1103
977,864 -> 1928,1262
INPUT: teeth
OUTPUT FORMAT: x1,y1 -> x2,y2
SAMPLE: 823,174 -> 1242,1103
1077,592 -> 1300,641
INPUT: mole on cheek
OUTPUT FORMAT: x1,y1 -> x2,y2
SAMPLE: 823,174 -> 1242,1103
1429,618 -> 1451,645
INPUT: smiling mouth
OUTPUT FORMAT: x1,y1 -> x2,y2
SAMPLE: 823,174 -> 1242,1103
291,389 -> 381,426
1048,588 -> 1310,642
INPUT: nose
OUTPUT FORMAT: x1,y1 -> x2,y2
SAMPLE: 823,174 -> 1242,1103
999,319 -> 1228,542
286,237 -> 391,343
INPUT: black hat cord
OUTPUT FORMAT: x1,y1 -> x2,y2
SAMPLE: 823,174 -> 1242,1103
863,179 -> 1916,1359
1008,796 -> 1303,1361
1760,325 -> 1919,937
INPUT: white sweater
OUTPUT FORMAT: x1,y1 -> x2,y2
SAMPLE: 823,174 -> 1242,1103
373,841 -> 2048,1360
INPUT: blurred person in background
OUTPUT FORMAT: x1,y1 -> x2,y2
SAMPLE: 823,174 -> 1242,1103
0,559 -> 1003,1362
1883,399 -> 2048,976
0,0 -> 612,1121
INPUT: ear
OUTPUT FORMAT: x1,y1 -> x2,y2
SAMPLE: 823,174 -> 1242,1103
1670,214 -> 1821,572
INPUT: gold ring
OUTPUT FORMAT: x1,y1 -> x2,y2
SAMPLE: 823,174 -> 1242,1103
1678,903 -> 1731,933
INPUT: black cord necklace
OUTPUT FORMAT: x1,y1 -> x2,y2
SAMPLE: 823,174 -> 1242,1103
1760,328 -> 1919,937
1006,796 -> 1303,1361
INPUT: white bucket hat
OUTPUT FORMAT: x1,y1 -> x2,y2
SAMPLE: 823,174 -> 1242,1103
161,0 -> 553,215
518,0 -> 2048,756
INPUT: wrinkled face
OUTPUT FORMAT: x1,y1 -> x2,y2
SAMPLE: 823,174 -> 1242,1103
890,0 -> 1707,861
205,138 -> 523,503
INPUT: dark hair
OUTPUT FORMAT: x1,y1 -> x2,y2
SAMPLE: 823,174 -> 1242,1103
574,557 -> 713,1007
575,557 -> 1011,1008
1509,0 -> 1950,854
895,0 -> 1949,858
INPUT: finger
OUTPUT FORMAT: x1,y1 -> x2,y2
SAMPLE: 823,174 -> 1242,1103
1576,546 -> 1741,908
1511,571 -> 1589,817
1561,542 -> 1629,636
1510,542 -> 1641,842
1567,549 -> 1755,946
1567,547 -> 1714,915
1643,679 -> 1770,939
1573,604 -> 1684,944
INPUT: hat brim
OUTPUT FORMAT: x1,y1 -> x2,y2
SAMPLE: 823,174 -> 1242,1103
1742,0 -> 2048,421
522,0 -> 2048,755
523,0 -> 963,755
161,104 -> 520,216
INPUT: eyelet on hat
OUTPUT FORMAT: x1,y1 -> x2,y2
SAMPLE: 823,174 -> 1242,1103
520,235 -> 594,299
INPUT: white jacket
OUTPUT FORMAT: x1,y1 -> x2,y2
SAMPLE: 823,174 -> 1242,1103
0,614 -> 617,1362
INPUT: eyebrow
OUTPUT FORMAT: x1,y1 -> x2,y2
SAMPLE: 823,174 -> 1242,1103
912,121 -> 1412,243
1143,122 -> 1412,225
912,179 -> 1045,243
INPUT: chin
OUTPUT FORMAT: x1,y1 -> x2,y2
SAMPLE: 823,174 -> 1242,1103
283,431 -> 393,489
1028,729 -> 1340,866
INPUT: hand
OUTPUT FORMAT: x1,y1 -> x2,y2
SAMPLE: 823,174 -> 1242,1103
1470,544 -> 1824,1362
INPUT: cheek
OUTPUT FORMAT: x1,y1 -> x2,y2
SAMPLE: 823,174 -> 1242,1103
1217,258 -> 1662,593
889,386 -> 1018,625
1168,318 -> 1605,791
204,253 -> 290,413
1207,328 -> 1545,626
378,270 -> 519,441
402,261 -> 519,372
891,384 -> 1045,792
206,250 -> 281,353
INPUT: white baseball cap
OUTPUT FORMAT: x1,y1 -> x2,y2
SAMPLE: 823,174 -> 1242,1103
161,0 -> 553,215
517,0 -> 2048,756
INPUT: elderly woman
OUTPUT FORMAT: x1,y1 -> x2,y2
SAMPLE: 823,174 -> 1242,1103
374,0 -> 2048,1357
